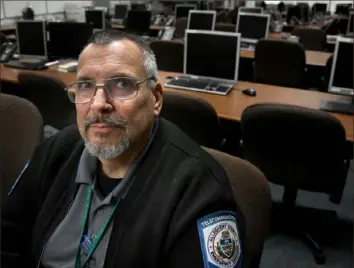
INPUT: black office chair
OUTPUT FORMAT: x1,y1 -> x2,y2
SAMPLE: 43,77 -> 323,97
322,17 -> 350,35
17,73 -> 76,130
214,23 -> 236,32
292,28 -> 326,51
241,103 -> 350,265
149,40 -> 184,72
254,39 -> 306,89
174,17 -> 188,39
160,91 -> 224,149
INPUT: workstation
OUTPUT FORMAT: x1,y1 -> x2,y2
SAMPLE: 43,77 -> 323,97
0,1 -> 353,268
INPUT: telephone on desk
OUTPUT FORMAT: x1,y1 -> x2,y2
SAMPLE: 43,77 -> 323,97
0,42 -> 17,63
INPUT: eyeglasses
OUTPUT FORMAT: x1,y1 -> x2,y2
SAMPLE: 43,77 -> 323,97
65,76 -> 154,104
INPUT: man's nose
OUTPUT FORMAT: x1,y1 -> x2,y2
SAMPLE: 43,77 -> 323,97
90,87 -> 113,112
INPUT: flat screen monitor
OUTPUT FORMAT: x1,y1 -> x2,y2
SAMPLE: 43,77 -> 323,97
47,22 -> 93,59
125,10 -> 151,35
188,10 -> 216,30
239,7 -> 263,14
328,37 -> 353,93
185,30 -> 241,82
16,20 -> 47,59
85,10 -> 105,29
313,3 -> 327,15
347,12 -> 353,34
114,4 -> 128,19
175,4 -> 197,19
236,13 -> 270,43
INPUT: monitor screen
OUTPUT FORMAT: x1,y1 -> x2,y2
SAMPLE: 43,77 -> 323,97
114,4 -> 128,19
85,10 -> 104,29
125,10 -> 151,34
185,30 -> 240,81
239,7 -> 263,14
330,38 -> 353,91
16,21 -> 47,58
175,5 -> 196,19
237,13 -> 269,42
47,22 -> 93,59
348,13 -> 353,34
188,11 -> 216,30
313,3 -> 327,14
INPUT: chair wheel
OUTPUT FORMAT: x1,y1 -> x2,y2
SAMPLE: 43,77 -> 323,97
314,252 -> 326,265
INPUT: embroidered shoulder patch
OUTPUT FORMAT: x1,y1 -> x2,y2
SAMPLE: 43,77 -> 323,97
8,160 -> 30,195
197,211 -> 241,268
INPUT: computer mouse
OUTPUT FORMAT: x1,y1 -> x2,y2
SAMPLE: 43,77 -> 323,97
242,88 -> 257,96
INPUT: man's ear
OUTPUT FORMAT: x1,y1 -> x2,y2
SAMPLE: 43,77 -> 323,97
153,83 -> 163,117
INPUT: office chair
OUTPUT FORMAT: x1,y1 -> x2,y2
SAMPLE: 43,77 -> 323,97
0,94 -> 43,199
254,39 -> 306,89
174,17 -> 188,39
216,9 -> 229,23
322,17 -> 350,35
17,73 -> 76,130
161,91 -> 224,149
240,103 -> 349,265
149,40 -> 184,72
292,28 -> 326,51
203,147 -> 271,268
214,23 -> 236,32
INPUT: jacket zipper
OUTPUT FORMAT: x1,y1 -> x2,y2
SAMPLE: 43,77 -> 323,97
35,199 -> 75,268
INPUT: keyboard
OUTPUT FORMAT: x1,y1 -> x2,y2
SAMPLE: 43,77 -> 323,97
320,100 -> 354,114
164,76 -> 233,95
240,42 -> 255,51
5,60 -> 48,70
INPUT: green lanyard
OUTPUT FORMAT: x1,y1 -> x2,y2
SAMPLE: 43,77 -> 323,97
75,186 -> 120,268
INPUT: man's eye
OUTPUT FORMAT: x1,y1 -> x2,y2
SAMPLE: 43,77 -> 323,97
78,82 -> 92,89
115,79 -> 131,88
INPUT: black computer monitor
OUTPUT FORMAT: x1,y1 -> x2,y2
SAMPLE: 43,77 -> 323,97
335,4 -> 352,16
185,30 -> 241,81
328,37 -> 353,93
131,4 -> 146,11
312,3 -> 327,15
16,20 -> 47,59
85,10 -> 105,29
239,7 -> 263,14
188,10 -> 216,30
347,13 -> 353,34
114,4 -> 128,19
125,10 -> 151,35
175,4 -> 197,19
47,22 -> 93,59
236,13 -> 270,43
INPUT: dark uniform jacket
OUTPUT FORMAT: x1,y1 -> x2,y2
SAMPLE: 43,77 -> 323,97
1,118 -> 245,268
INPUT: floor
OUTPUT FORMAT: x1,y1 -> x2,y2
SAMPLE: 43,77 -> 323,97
260,159 -> 354,268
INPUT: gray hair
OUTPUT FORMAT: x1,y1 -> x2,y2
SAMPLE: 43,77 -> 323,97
85,29 -> 158,89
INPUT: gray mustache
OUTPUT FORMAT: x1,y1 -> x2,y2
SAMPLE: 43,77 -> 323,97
84,116 -> 128,130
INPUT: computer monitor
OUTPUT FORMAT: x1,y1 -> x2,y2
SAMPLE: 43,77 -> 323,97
175,4 -> 197,19
312,3 -> 327,15
238,7 -> 263,14
236,13 -> 270,43
347,12 -> 353,34
114,4 -> 128,19
188,10 -> 216,30
125,10 -> 151,35
328,37 -> 353,94
16,20 -> 47,59
131,4 -> 146,11
184,30 -> 241,82
47,22 -> 93,59
85,10 -> 105,30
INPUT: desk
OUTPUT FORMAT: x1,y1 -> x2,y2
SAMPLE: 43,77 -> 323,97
0,64 -> 352,141
111,24 -> 164,31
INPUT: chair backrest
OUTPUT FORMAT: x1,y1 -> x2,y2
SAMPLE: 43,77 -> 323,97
17,72 -> 76,129
0,94 -> 43,198
160,91 -> 223,149
292,28 -> 326,51
254,39 -> 306,89
241,103 -> 347,197
203,147 -> 271,268
174,17 -> 188,39
149,40 -> 184,72
214,23 -> 236,32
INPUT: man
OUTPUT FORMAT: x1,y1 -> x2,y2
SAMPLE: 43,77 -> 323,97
1,30 -> 244,268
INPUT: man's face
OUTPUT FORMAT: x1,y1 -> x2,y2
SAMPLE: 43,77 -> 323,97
76,40 -> 162,159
